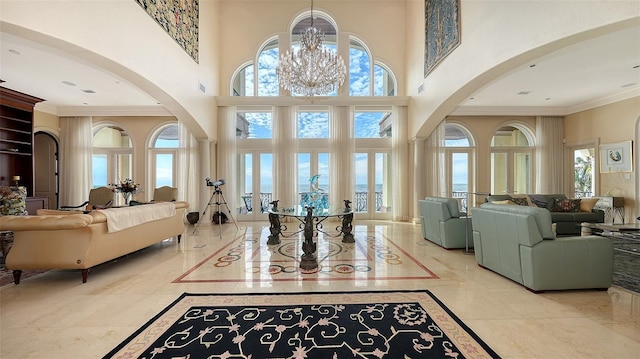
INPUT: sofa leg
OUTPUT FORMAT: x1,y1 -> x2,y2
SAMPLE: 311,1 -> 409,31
525,287 -> 544,294
12,270 -> 22,285
81,269 -> 89,283
177,234 -> 182,243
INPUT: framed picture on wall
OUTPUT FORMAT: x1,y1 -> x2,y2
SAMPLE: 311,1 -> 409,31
600,141 -> 633,173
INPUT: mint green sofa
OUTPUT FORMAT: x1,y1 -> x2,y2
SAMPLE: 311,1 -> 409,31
418,196 -> 472,249
471,203 -> 613,292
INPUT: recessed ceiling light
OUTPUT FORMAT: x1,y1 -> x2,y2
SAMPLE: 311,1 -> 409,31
62,81 -> 76,86
8,49 -> 22,55
545,98 -> 551,100
82,89 -> 96,93
517,91 -> 530,95
469,97 -> 475,100
529,64 -> 536,68
633,65 -> 639,69
83,102 -> 89,105
621,83 -> 636,88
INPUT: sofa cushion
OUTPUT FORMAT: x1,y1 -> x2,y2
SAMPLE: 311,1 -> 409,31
553,198 -> 581,212
579,198 -> 599,212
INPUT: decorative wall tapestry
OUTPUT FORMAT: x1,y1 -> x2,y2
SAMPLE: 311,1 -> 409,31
134,0 -> 199,63
424,0 -> 461,77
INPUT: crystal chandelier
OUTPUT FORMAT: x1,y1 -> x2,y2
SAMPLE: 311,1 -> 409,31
277,0 -> 347,97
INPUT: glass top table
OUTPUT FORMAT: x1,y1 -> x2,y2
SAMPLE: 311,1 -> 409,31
267,200 -> 354,270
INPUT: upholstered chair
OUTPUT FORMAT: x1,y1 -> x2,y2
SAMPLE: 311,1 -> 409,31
153,186 -> 178,202
60,186 -> 114,211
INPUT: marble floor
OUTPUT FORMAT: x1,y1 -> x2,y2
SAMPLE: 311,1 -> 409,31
1,220 -> 639,358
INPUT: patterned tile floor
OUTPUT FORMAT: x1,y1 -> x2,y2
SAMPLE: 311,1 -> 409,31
1,220 -> 639,358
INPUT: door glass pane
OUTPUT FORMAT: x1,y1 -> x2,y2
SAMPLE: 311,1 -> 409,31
374,153 -> 390,213
92,154 -> 108,188
115,154 -> 133,183
452,152 -> 468,209
491,152 -> 507,195
298,153 -> 311,202
239,153 -> 253,214
260,153 -> 273,213
155,153 -> 174,187
318,153 -> 330,196
574,148 -> 594,198
513,152 -> 530,194
354,153 -> 368,212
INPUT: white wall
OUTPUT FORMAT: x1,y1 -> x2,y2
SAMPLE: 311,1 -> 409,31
405,0 -> 639,139
0,0 -> 219,140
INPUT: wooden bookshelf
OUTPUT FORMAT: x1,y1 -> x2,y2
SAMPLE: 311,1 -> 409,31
0,87 -> 43,195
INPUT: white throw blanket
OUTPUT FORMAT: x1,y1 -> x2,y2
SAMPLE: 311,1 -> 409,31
101,202 -> 176,233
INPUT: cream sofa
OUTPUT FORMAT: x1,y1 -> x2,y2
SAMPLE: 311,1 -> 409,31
0,201 -> 188,284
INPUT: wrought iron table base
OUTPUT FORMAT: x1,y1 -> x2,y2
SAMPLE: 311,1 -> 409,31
267,202 -> 354,270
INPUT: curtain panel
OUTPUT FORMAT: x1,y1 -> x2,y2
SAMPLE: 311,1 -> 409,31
59,116 -> 93,207
535,116 -> 564,193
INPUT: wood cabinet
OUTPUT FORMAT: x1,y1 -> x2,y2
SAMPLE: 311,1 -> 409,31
0,87 -> 43,196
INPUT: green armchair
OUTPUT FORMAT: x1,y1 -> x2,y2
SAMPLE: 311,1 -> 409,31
418,196 -> 472,249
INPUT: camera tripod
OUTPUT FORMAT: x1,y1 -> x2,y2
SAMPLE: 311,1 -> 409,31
193,185 -> 238,238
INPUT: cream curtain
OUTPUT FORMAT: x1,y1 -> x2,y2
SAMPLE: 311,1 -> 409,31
273,106 -> 298,205
59,116 -> 93,207
425,120 -> 447,197
330,106 -> 354,207
217,107 -> 237,214
535,116 -> 564,193
178,121 -> 199,207
391,106 -> 409,221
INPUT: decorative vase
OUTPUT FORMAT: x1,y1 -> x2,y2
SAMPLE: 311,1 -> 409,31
122,192 -> 131,206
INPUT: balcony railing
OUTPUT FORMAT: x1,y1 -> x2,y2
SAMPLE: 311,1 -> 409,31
239,192 -> 384,213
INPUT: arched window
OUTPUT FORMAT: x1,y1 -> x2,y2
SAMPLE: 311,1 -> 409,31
444,123 -> 475,209
490,124 -> 535,195
232,63 -> 254,96
92,124 -> 133,195
257,39 -> 279,96
349,38 -> 371,96
149,123 -> 179,188
374,64 -> 396,96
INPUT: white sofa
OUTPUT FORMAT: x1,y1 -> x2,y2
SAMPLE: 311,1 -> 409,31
0,201 -> 188,284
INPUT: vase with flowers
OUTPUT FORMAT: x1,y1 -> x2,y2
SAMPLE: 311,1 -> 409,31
109,178 -> 143,205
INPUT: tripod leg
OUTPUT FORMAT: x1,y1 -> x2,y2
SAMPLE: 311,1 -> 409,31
192,189 -> 217,234
218,191 -> 239,230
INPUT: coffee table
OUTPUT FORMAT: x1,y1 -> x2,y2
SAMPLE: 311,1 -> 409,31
267,200 -> 354,270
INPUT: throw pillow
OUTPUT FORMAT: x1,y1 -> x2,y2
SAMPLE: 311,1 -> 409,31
553,198 -> 580,212
510,197 -> 530,206
492,200 -> 515,205
510,194 -> 533,206
579,198 -> 599,212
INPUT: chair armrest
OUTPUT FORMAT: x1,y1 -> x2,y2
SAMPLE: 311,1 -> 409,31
60,201 -> 90,210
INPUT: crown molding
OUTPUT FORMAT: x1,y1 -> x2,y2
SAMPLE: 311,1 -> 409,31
566,88 -> 639,114
452,89 -> 640,117
36,105 -> 172,117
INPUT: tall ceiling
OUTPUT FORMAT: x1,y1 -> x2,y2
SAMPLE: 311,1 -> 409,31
0,21 -> 638,116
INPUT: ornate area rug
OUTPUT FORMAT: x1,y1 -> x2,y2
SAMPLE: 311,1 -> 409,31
104,291 -> 500,358
174,227 -> 439,284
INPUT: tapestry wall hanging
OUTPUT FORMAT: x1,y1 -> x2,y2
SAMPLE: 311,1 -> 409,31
134,0 -> 199,63
424,0 -> 461,77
